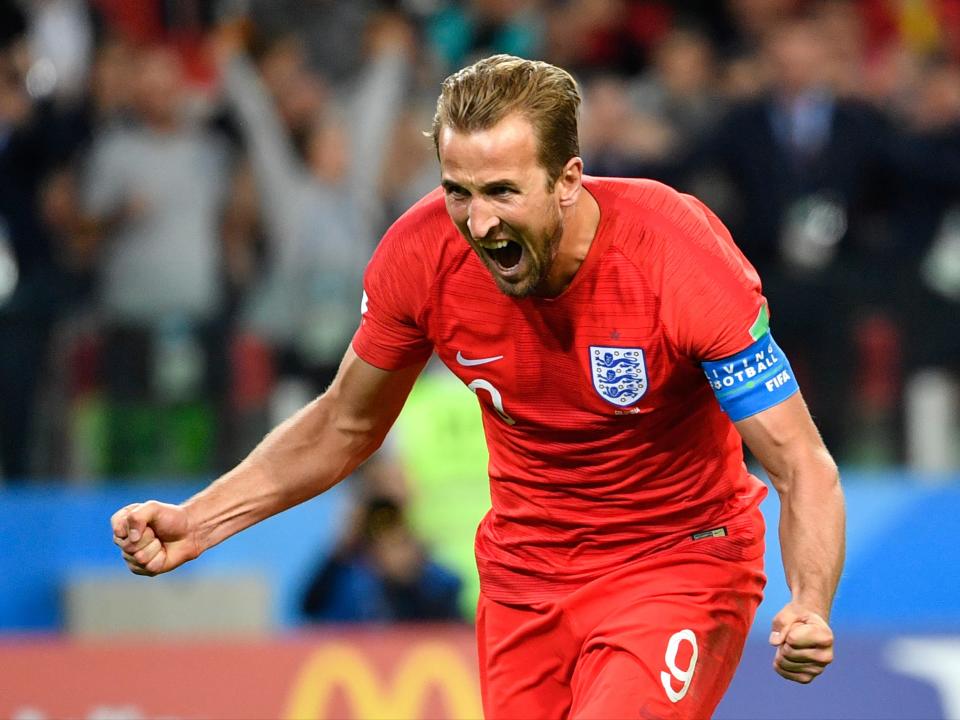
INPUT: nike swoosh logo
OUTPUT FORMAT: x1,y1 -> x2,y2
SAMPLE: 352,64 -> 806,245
456,351 -> 504,366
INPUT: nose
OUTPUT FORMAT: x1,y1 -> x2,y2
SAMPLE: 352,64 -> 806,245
467,198 -> 500,240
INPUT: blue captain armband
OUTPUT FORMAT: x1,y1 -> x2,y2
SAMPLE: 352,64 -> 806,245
701,331 -> 799,421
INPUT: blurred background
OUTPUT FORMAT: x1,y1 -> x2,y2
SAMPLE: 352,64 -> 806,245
0,0 -> 959,718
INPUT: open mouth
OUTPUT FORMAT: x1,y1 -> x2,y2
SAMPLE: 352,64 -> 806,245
482,240 -> 523,271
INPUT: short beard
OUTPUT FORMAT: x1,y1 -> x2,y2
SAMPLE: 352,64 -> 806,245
495,217 -> 564,298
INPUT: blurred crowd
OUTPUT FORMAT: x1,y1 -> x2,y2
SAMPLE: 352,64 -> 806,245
2,0 -> 960,494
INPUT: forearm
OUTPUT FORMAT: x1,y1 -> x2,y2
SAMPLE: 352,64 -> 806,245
347,44 -> 411,219
222,53 -> 302,244
774,450 -> 846,617
183,390 -> 383,554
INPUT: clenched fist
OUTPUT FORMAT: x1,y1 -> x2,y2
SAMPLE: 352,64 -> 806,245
769,602 -> 835,684
111,501 -> 201,576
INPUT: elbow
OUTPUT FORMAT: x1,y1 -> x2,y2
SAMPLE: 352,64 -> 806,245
324,392 -> 389,462
809,445 -> 840,486
346,425 -> 388,461
768,446 -> 840,498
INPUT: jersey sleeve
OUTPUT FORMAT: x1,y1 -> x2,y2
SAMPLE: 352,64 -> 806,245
351,223 -> 435,370
655,193 -> 767,361
649,190 -> 799,419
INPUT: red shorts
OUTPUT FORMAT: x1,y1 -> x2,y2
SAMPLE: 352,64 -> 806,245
476,544 -> 765,719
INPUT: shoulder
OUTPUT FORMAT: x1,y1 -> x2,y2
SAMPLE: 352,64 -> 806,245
591,177 -> 760,308
589,177 -> 732,260
421,560 -> 463,593
593,180 -> 765,357
587,175 -> 700,220
373,187 -> 463,270
363,186 -> 471,320
380,187 -> 445,244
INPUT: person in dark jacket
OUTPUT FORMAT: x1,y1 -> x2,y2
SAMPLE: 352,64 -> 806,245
301,495 -> 463,623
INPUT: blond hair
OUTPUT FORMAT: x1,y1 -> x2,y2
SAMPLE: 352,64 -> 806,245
431,55 -> 581,186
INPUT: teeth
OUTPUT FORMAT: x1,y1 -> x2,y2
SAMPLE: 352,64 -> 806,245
478,239 -> 509,250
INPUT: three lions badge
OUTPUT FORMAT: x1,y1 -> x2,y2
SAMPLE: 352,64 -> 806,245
590,346 -> 648,406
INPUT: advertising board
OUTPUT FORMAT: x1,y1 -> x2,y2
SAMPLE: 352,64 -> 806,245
3,629 -> 959,719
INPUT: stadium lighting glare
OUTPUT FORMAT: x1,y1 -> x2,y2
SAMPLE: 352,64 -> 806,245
0,228 -> 19,306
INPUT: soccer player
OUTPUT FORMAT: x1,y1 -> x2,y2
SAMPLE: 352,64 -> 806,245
112,55 -> 844,719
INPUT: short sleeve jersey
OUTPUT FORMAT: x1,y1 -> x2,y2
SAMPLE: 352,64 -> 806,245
354,177 -> 769,603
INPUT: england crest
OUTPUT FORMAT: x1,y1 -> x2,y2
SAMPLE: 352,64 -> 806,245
589,346 -> 648,406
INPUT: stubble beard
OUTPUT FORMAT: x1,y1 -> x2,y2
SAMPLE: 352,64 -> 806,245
494,215 -> 564,299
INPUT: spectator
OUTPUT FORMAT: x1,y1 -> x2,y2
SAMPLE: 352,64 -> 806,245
4,0 -> 960,475
632,26 -> 722,144
21,0 -> 94,100
683,14 -> 900,454
215,15 -> 413,396
581,26 -> 721,183
546,0 -> 673,76
390,362 -> 491,619
0,4 -> 92,480
890,57 -> 960,378
301,494 -> 463,623
427,0 -> 546,75
80,44 -> 232,476
246,0 -> 384,88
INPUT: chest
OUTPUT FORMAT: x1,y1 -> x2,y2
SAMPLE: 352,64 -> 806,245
426,253 -> 701,427
122,136 -> 223,205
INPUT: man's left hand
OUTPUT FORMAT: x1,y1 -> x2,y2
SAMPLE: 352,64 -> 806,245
769,602 -> 835,683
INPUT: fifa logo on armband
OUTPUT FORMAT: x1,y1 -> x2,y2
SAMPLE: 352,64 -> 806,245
765,370 -> 792,392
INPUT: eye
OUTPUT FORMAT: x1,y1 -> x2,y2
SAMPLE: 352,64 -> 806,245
489,186 -> 515,197
444,184 -> 469,200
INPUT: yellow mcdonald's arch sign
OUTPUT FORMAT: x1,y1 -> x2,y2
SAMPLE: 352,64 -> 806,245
285,640 -> 483,720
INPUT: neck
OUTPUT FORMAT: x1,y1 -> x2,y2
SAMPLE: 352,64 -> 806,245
537,186 -> 601,297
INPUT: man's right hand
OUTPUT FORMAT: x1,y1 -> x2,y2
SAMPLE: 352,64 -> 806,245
111,501 -> 201,576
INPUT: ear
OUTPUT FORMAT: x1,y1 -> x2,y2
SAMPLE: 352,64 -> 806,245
555,157 -> 584,208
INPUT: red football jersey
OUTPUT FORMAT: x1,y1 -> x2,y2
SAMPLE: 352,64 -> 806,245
353,177 -> 768,603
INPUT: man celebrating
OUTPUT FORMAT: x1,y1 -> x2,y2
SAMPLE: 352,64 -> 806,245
112,55 -> 844,719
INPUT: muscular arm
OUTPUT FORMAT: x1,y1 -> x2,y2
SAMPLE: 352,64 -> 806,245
112,347 -> 425,572
191,346 -> 424,551
735,391 -> 845,682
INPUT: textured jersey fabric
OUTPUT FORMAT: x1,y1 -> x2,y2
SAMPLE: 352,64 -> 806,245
353,177 -> 769,603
